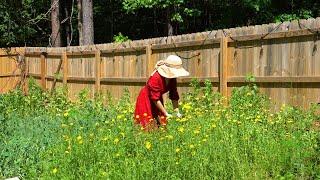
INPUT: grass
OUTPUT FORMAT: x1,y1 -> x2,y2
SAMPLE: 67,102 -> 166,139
0,79 -> 319,179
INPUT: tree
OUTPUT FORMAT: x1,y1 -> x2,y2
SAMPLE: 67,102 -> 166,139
51,0 -> 61,47
78,0 -> 94,45
122,0 -> 200,36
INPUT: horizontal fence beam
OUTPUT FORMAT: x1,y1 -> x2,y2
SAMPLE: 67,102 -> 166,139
101,47 -> 146,54
0,74 -> 21,78
28,74 -> 320,84
228,28 -> 320,42
228,76 -> 320,83
151,39 -> 221,50
0,54 -> 19,57
27,74 -> 220,84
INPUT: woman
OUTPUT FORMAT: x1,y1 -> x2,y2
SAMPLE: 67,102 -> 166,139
134,55 -> 189,130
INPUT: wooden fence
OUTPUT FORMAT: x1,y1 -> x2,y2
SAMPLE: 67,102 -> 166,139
1,18 -> 320,109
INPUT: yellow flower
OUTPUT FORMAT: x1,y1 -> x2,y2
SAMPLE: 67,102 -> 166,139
65,150 -> 70,154
63,112 -> 69,117
193,130 -> 200,134
178,127 -> 184,133
52,168 -> 58,174
114,138 -> 120,144
69,122 -> 74,126
182,103 -> 192,111
211,124 -> 217,128
78,140 -> 83,144
189,144 -> 195,149
175,148 -> 181,153
166,135 -> 174,140
61,124 -> 68,128
120,132 -> 125,138
77,135 -> 82,141
145,141 -> 152,150
116,153 -> 120,157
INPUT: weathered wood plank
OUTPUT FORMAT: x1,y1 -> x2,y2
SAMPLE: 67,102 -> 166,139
219,37 -> 229,97
228,76 -> 320,83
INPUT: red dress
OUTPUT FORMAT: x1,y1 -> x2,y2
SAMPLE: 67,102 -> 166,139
134,71 -> 179,130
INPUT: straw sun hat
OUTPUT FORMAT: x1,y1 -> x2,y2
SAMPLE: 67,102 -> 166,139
154,55 -> 190,78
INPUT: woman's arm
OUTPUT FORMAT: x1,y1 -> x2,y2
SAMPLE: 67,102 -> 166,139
153,100 -> 171,117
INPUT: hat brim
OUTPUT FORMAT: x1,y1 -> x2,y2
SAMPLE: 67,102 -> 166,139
157,66 -> 190,78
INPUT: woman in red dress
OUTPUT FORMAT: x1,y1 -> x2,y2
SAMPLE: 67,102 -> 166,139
134,55 -> 189,130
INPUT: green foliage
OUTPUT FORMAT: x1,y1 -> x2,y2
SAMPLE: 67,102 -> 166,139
122,0 -> 201,24
0,0 -> 50,47
113,32 -> 130,43
1,79 -> 319,179
275,9 -> 313,22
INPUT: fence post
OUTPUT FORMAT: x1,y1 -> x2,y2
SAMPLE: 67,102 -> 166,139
40,52 -> 47,90
219,37 -> 229,100
62,51 -> 68,86
146,43 -> 153,77
23,49 -> 29,95
95,50 -> 101,94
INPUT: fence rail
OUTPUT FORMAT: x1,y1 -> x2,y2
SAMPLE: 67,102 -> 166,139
1,18 -> 320,109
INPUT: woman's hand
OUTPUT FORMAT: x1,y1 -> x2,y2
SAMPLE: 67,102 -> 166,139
174,108 -> 182,118
165,112 -> 173,118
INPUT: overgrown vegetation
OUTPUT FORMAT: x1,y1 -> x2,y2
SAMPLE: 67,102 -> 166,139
0,79 -> 319,179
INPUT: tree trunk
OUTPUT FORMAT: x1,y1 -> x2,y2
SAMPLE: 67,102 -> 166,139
166,8 -> 173,36
82,0 -> 94,45
153,10 -> 158,37
110,0 -> 114,42
77,0 -> 83,45
51,0 -> 61,47
63,0 -> 72,46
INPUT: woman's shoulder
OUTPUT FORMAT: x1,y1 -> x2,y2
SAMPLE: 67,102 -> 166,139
149,71 -> 162,81
148,71 -> 164,86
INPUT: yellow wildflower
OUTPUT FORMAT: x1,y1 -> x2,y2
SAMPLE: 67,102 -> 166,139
114,138 -> 120,144
166,135 -> 174,140
193,129 -> 200,134
145,141 -> 152,150
63,112 -> 69,117
102,172 -> 107,177
178,127 -> 184,133
52,168 -> 58,174
189,144 -> 195,149
120,132 -> 125,138
175,148 -> 181,153
77,135 -> 82,141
